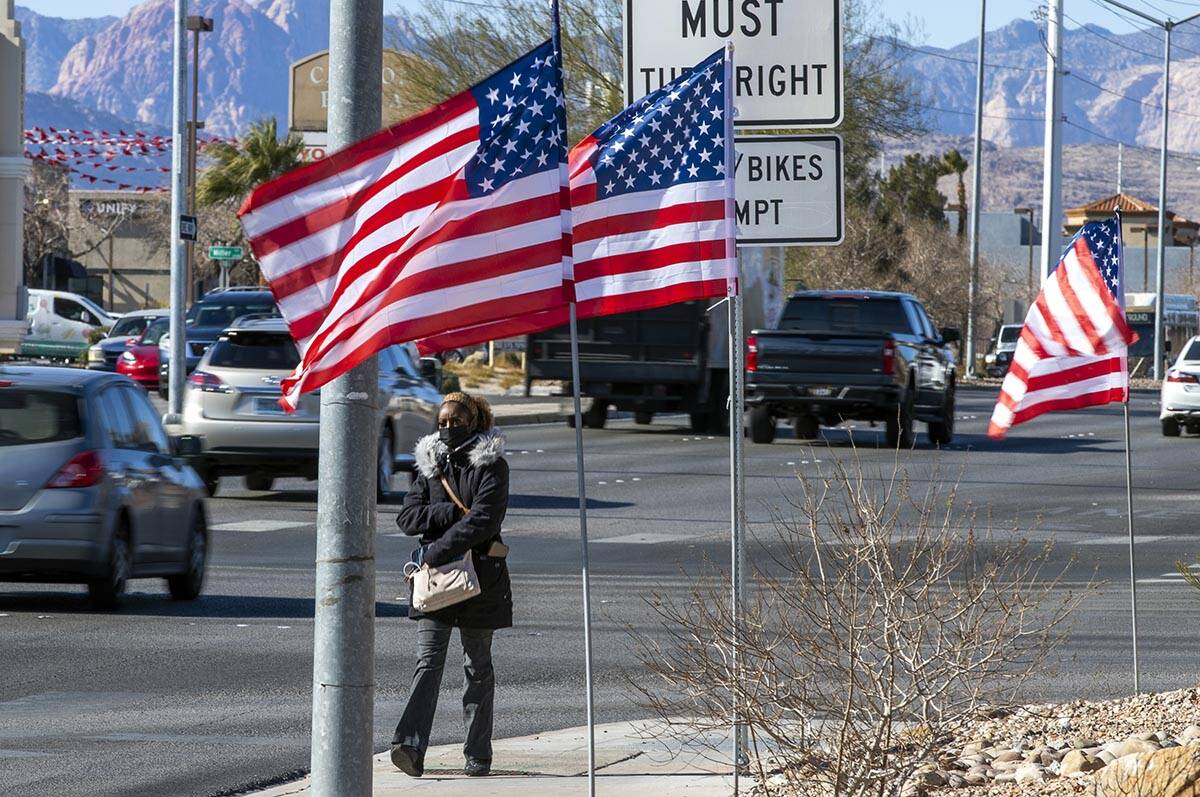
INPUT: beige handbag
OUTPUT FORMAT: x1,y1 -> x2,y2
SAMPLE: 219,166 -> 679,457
403,476 -> 481,613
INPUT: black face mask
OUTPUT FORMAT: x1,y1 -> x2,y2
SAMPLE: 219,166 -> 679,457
439,426 -> 474,450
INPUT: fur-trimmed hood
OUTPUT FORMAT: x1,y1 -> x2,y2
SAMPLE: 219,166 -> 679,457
415,429 -> 506,479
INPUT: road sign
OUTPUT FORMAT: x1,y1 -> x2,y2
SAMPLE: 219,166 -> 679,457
179,215 -> 197,242
208,245 -> 244,260
734,135 -> 842,246
624,0 -> 842,129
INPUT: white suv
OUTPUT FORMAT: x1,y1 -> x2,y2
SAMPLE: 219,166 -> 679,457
180,318 -> 441,496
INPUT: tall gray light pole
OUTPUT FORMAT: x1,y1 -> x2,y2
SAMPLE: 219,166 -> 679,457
185,14 -> 212,304
310,2 -> 381,794
966,0 -> 986,376
165,0 -> 188,424
1038,0 -> 1063,286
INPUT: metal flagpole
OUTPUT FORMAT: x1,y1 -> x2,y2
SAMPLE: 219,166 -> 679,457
568,304 -> 597,797
1153,24 -> 1171,381
309,2 -> 381,794
553,2 -> 595,792
1038,0 -> 1063,285
1123,401 -> 1140,694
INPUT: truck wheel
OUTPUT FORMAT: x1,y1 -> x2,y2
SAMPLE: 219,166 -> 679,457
927,385 -> 955,446
794,415 -> 820,440
634,411 -> 653,425
583,401 -> 608,429
749,406 -> 776,444
245,473 -> 274,492
1163,418 -> 1182,437
886,389 -> 915,449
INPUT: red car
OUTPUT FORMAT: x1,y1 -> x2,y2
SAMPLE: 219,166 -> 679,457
117,317 -> 169,390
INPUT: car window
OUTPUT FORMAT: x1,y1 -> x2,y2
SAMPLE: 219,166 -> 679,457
1182,340 -> 1200,361
999,326 -> 1021,343
98,387 -> 137,450
193,301 -> 277,328
911,302 -> 936,339
780,297 -> 914,335
110,315 -> 152,338
0,389 -> 82,447
208,332 -> 300,369
391,346 -> 421,378
55,297 -> 92,323
122,386 -> 169,454
141,318 -> 169,345
376,346 -> 397,372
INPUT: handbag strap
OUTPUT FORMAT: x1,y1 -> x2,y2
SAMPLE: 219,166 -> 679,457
440,475 -> 470,514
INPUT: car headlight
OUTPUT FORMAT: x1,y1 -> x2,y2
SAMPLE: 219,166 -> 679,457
88,346 -> 105,362
985,353 -> 996,364
120,350 -> 137,363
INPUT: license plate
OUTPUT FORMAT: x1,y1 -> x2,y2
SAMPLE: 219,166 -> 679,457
253,397 -> 286,415
809,387 -> 833,397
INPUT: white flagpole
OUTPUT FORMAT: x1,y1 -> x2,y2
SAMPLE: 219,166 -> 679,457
722,40 -> 747,793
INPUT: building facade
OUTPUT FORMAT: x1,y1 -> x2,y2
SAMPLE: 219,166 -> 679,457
67,190 -> 171,312
0,0 -> 28,353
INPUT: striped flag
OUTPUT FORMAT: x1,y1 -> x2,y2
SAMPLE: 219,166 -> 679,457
238,40 -> 569,410
988,217 -> 1137,439
414,47 -> 736,355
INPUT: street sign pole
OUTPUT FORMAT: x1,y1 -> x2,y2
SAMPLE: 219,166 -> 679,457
309,2 -> 381,795
165,0 -> 188,426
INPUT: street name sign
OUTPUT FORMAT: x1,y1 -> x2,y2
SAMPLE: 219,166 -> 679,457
208,245 -> 245,260
624,0 -> 842,128
734,135 -> 842,245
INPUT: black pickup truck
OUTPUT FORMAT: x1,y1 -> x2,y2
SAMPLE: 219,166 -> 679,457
745,291 -> 959,447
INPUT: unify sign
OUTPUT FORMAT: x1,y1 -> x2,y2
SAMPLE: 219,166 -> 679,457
734,135 -> 842,245
624,0 -> 842,128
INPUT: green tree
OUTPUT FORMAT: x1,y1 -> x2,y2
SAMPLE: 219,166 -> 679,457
880,154 -> 949,225
941,148 -> 969,239
196,118 -> 303,209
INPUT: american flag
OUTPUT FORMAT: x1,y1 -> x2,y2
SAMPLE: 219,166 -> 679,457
988,217 -> 1137,439
238,40 -> 569,410
414,47 -> 736,355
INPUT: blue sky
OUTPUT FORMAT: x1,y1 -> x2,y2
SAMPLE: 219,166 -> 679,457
18,0 -> 1163,47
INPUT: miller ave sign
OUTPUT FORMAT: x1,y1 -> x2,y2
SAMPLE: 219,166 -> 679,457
624,0 -> 842,128
734,135 -> 842,245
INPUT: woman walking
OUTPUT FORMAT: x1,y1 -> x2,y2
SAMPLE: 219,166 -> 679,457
391,391 -> 511,778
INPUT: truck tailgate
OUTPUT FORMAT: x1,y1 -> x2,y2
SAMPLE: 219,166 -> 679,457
754,331 -> 887,377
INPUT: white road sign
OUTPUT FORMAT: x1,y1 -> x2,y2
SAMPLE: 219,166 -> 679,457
624,0 -> 842,128
735,135 -> 842,246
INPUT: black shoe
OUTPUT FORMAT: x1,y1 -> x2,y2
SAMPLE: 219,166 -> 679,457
464,757 -> 492,777
390,744 -> 424,777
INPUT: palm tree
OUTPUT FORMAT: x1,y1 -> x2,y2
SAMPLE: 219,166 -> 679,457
196,117 -> 303,209
941,149 -> 969,239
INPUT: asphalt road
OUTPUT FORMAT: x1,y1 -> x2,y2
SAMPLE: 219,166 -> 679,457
2,387 -> 1199,797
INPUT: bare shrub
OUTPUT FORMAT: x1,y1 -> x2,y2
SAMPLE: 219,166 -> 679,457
630,457 -> 1088,796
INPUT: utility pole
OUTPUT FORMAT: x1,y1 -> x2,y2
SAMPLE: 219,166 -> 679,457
165,0 -> 187,425
966,0 -> 986,377
1153,24 -> 1171,380
309,1 -> 381,795
185,15 -> 212,303
1038,0 -> 1063,285
1117,142 -> 1123,195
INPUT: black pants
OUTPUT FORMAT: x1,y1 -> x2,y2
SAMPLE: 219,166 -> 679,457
392,617 -> 495,760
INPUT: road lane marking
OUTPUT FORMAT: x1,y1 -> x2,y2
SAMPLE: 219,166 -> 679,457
210,520 -> 309,533
594,532 -> 690,544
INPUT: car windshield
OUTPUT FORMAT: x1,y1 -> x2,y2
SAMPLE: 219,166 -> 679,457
999,326 -> 1021,343
778,297 -> 912,335
191,301 -> 277,328
0,388 -> 82,447
141,318 -> 169,345
208,332 -> 300,369
109,315 -> 153,338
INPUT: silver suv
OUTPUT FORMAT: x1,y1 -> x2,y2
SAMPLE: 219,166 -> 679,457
180,318 -> 440,497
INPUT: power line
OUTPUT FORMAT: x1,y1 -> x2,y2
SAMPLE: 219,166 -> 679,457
915,100 -> 1045,122
868,34 -> 1044,72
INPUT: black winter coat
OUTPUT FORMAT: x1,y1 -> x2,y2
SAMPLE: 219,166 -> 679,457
397,429 -> 512,629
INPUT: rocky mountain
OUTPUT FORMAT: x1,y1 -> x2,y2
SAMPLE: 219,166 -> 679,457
902,17 -> 1200,152
27,0 -> 418,138
13,6 -> 116,92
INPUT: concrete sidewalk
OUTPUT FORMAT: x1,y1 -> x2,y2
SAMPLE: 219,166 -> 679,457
251,720 -> 737,796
